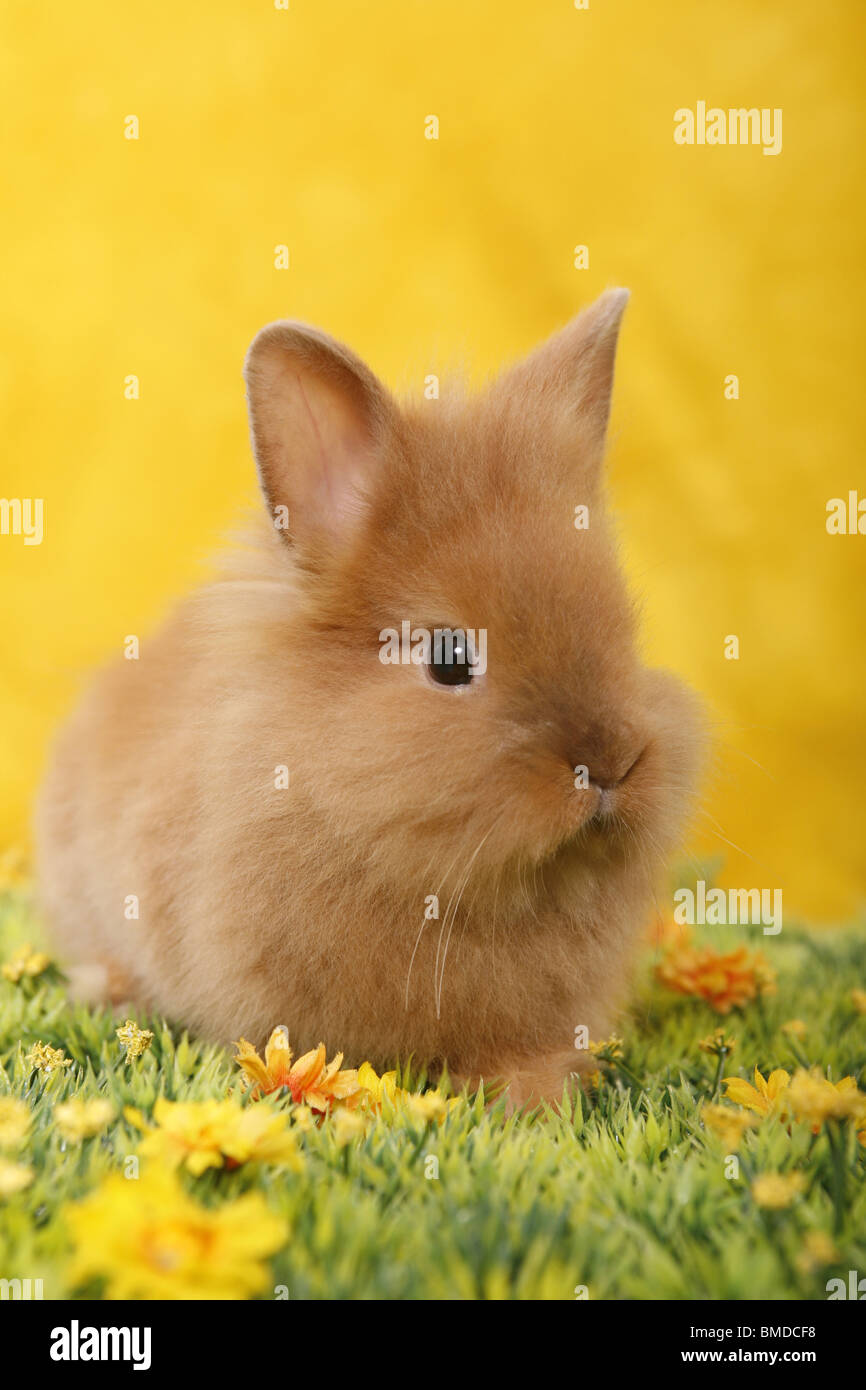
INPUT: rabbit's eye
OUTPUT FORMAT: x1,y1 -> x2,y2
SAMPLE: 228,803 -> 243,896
427,629 -> 474,687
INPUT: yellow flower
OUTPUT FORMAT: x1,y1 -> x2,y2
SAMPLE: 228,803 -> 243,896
0,1158 -> 33,1197
332,1108 -> 367,1147
116,1020 -> 154,1061
698,1028 -> 737,1057
128,1100 -> 226,1175
64,1167 -> 287,1299
291,1104 -> 316,1133
403,1091 -> 448,1125
129,1098 -> 301,1175
656,935 -> 776,1013
357,1060 -> 403,1108
0,1097 -> 30,1148
2,943 -> 51,983
234,1027 -> 360,1112
751,1171 -> 806,1210
25,1041 -> 73,1076
218,1104 -> 303,1169
722,1066 -> 791,1117
54,1098 -> 114,1143
588,1036 -> 624,1062
796,1230 -> 839,1274
850,989 -> 866,1015
701,1103 -> 759,1150
356,1063 -> 459,1123
786,1069 -> 866,1132
781,1019 -> 807,1038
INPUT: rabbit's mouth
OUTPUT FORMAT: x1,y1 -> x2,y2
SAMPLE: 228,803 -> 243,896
555,744 -> 648,842
538,737 -> 688,876
585,745 -> 647,825
589,786 -> 619,824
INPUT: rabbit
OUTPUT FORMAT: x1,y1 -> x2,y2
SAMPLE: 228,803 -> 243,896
35,289 -> 704,1107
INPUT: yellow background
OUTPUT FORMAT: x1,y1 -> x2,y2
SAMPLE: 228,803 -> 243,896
1,1 -> 863,920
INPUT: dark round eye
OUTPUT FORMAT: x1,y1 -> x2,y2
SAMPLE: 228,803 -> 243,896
427,629 -> 474,687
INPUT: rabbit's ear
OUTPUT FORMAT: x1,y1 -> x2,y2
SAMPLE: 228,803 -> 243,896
499,288 -> 629,463
244,322 -> 394,561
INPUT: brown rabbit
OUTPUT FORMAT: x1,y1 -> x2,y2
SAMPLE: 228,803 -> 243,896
35,290 -> 703,1106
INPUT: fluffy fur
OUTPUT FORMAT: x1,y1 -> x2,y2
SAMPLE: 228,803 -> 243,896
36,291 -> 704,1106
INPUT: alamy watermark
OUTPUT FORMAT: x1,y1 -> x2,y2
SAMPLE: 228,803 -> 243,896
674,880 -> 782,935
379,622 -> 487,675
674,104 -> 782,157
0,1276 -> 43,1299
0,498 -> 43,545
50,1320 -> 151,1370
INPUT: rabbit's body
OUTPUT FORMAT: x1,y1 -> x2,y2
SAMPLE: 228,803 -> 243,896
36,293 -> 703,1104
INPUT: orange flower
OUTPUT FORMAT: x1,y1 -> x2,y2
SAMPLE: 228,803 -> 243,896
286,1044 -> 361,1111
234,1026 -> 294,1094
234,1026 -> 360,1113
655,934 -> 776,1014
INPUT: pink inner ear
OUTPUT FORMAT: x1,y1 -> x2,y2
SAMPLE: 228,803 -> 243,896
254,345 -> 382,548
296,373 -> 373,532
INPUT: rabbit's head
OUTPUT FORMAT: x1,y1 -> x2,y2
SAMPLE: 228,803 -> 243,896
243,292 -> 703,906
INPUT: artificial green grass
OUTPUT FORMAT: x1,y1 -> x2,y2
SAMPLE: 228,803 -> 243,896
0,876 -> 864,1301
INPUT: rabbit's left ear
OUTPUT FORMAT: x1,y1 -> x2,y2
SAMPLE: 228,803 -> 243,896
244,321 -> 396,567
499,288 -> 629,461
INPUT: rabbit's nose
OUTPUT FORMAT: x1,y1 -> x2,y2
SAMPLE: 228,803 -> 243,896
589,757 -> 637,791
581,746 -> 645,797
588,770 -> 621,791
565,716 -> 645,789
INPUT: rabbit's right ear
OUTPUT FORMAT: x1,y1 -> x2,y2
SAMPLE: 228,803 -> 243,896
244,323 -> 395,565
